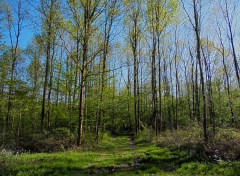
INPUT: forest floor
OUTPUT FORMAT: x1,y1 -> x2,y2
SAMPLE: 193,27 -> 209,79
1,133 -> 240,176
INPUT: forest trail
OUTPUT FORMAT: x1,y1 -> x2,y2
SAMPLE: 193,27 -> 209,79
0,133 -> 196,176
129,135 -> 146,169
2,134 -> 240,175
128,135 -> 185,172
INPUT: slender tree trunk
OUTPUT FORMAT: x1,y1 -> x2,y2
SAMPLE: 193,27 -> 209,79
184,62 -> 193,123
152,42 -> 158,135
97,1 -> 115,141
174,57 -> 179,130
193,0 -> 208,142
133,41 -> 139,134
202,44 -> 215,135
174,29 -> 179,130
222,0 -> 240,87
218,30 -> 235,126
77,0 -> 92,145
189,49 -> 195,122
6,1 -> 22,130
77,34 -> 88,145
127,61 -> 132,132
170,61 -> 175,130
41,30 -> 51,131
55,59 -> 61,128
46,46 -> 55,130
40,0 -> 55,131
157,36 -> 162,132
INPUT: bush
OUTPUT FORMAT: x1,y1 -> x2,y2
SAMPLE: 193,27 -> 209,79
206,128 -> 240,160
0,151 -> 16,175
135,128 -> 154,144
156,125 -> 202,148
17,128 -> 76,153
153,126 -> 240,161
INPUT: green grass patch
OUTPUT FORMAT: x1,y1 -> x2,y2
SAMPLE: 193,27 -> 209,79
176,161 -> 240,176
1,134 -> 134,176
2,133 -> 240,176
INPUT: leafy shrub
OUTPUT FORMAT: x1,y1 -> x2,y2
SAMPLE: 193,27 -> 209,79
156,125 -> 202,148
17,128 -> 76,153
135,128 -> 154,144
154,126 -> 240,160
206,128 -> 240,160
0,151 -> 17,175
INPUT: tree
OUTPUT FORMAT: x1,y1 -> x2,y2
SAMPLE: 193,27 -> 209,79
215,24 -> 235,126
96,0 -> 120,142
38,0 -> 61,130
219,0 -> 240,87
124,0 -> 142,134
76,0 -> 104,146
181,0 -> 208,142
147,0 -> 179,134
4,0 -> 25,129
26,37 -> 44,131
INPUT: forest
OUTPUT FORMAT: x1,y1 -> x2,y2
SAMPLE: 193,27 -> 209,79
1,0 -> 240,175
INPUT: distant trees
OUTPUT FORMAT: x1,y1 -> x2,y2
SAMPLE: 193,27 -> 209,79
96,0 -> 119,143
192,0 -> 208,142
38,0 -> 61,130
219,0 -> 240,88
124,0 -> 142,134
0,0 -> 240,149
5,0 -> 25,130
147,0 -> 179,135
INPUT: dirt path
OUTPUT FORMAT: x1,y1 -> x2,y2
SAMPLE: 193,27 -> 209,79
129,135 -> 143,169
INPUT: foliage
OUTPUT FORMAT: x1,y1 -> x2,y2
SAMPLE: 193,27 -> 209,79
1,1 -> 240,175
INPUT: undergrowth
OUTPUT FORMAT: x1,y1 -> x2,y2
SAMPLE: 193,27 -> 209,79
1,131 -> 240,176
146,125 -> 240,160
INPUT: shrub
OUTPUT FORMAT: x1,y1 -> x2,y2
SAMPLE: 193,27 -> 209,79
0,151 -> 16,175
156,125 -> 202,148
17,128 -> 76,153
206,128 -> 240,160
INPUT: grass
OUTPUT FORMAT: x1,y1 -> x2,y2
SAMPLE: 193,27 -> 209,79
176,161 -> 240,176
1,132 -> 240,176
2,135 -> 134,175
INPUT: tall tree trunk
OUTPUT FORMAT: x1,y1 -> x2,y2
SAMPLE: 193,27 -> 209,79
46,45 -> 55,130
152,40 -> 158,135
184,61 -> 193,123
127,60 -> 132,132
193,0 -> 208,142
174,29 -> 179,130
40,0 -> 55,131
157,35 -> 162,132
77,34 -> 88,145
222,0 -> 240,87
41,27 -> 51,131
96,0 -> 116,142
201,43 -> 215,135
217,28 -> 235,126
6,1 -> 22,130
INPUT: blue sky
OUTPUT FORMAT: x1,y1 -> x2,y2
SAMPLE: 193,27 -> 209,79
2,0 -> 37,49
2,0 -> 240,52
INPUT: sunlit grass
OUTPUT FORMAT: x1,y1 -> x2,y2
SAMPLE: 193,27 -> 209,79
2,133 -> 240,176
2,134 -> 135,175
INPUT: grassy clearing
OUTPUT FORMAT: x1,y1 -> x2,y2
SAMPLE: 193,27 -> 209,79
1,134 -> 134,175
1,132 -> 240,175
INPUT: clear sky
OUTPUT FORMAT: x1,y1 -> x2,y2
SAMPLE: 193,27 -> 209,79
2,0 -> 240,52
2,0 -> 36,49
